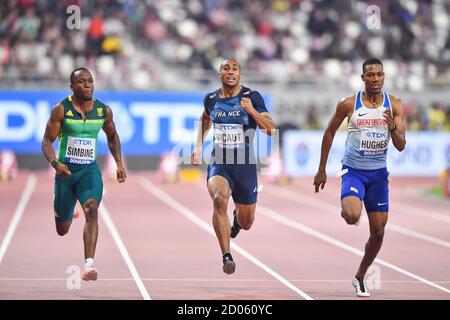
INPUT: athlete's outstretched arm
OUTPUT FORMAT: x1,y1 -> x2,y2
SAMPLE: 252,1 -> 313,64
384,98 -> 406,151
314,98 -> 352,193
191,110 -> 212,166
41,104 -> 72,176
102,106 -> 126,182
241,98 -> 276,136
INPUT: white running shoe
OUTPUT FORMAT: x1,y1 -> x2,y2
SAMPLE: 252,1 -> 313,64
82,267 -> 98,281
352,277 -> 370,297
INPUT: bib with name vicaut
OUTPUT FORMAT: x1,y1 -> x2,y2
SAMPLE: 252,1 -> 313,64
213,123 -> 244,149
210,96 -> 249,149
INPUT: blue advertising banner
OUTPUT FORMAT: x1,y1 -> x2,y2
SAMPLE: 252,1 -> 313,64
0,90 -> 272,156
283,130 -> 450,177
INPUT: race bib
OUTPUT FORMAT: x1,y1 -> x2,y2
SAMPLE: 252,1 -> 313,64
65,136 -> 96,164
213,123 -> 244,148
359,129 -> 388,156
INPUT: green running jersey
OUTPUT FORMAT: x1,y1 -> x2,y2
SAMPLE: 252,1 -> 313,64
57,95 -> 106,166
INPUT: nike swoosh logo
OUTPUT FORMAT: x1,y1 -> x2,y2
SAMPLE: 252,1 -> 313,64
209,94 -> 216,98
377,202 -> 387,206
358,113 -> 368,117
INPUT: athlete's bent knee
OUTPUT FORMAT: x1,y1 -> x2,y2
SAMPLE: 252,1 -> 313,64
56,226 -> 69,236
240,216 -> 255,230
83,201 -> 99,221
212,194 -> 227,212
345,216 -> 360,225
371,228 -> 385,241
341,210 -> 360,225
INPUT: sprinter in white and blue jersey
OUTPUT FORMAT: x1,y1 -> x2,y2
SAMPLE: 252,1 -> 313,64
314,58 -> 406,297
191,59 -> 275,274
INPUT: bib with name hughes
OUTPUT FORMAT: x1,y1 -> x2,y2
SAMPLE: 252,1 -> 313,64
342,91 -> 392,170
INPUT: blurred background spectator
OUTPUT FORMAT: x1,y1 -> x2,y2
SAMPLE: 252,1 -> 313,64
0,0 -> 449,130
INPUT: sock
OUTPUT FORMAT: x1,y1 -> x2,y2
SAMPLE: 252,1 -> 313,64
85,258 -> 94,268
233,210 -> 241,228
223,252 -> 233,261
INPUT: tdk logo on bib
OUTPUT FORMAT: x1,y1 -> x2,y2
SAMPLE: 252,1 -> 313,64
366,132 -> 386,139
220,124 -> 240,130
71,138 -> 94,146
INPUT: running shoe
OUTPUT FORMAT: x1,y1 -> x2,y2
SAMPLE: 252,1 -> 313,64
230,209 -> 241,239
222,253 -> 236,275
352,277 -> 370,297
82,267 -> 98,281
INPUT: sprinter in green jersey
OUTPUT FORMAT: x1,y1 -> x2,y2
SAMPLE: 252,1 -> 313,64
41,67 -> 126,281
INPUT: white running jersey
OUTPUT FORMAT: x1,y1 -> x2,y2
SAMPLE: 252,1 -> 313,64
342,91 -> 392,170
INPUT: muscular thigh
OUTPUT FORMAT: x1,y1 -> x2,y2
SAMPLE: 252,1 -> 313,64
54,175 -> 77,222
207,174 -> 232,199
230,164 -> 257,205
75,165 -> 103,206
364,168 -> 389,214
235,203 -> 256,216
341,166 -> 366,201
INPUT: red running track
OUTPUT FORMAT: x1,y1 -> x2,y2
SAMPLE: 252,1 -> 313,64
0,171 -> 449,300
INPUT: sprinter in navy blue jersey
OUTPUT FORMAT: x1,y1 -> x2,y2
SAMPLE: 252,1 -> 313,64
191,59 -> 275,274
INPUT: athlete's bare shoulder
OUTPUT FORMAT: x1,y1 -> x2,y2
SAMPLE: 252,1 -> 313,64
338,94 -> 356,106
336,94 -> 356,115
50,103 -> 64,120
52,102 -> 64,110
388,94 -> 404,116
388,94 -> 402,105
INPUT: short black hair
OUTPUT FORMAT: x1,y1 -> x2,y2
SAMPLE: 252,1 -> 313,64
70,67 -> 90,83
362,58 -> 383,73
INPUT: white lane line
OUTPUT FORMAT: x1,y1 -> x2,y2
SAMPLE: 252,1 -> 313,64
387,224 -> 450,249
257,204 -> 450,294
99,202 -> 151,300
1,278 -> 450,283
138,176 -> 313,300
391,202 -> 450,225
0,174 -> 37,264
266,184 -> 450,250
298,182 -> 450,224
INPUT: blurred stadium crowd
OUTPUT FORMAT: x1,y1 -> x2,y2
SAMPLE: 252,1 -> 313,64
0,0 -> 449,131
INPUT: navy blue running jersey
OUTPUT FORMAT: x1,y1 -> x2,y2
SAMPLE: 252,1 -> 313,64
204,86 -> 268,165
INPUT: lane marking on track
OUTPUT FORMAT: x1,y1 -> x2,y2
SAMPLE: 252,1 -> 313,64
0,174 -> 37,264
295,181 -> 450,224
391,202 -> 450,225
99,202 -> 151,300
267,184 -> 450,249
1,278 -> 450,283
257,204 -> 450,294
138,176 -> 313,300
